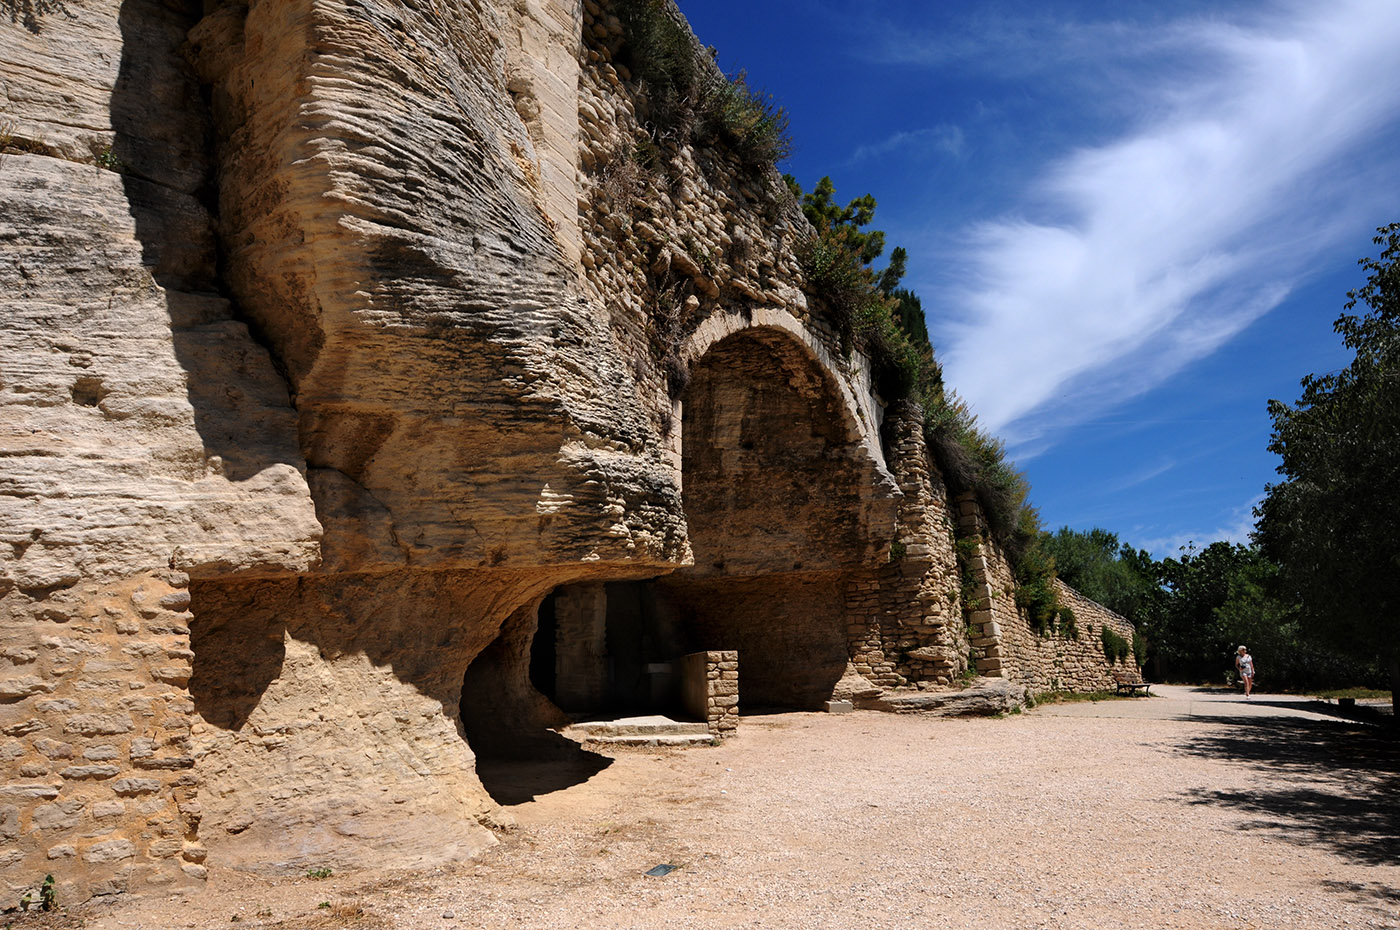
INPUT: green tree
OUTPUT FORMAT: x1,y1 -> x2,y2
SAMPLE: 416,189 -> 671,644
1151,542 -> 1254,683
785,175 -> 885,264
1040,527 -> 1164,639
1255,223 -> 1400,713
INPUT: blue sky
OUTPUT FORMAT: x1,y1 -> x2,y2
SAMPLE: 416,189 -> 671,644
681,0 -> 1400,558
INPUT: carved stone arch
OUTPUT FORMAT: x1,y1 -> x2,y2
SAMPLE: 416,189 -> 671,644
646,307 -> 901,709
675,307 -> 894,485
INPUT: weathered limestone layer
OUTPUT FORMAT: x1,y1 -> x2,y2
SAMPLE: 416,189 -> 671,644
2,0 -> 319,901
187,0 -> 690,573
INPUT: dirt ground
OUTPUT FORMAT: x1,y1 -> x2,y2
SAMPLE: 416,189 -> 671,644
12,686 -> 1399,930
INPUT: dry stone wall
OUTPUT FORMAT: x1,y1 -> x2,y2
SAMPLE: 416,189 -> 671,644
843,402 -> 966,691
956,497 -> 1144,695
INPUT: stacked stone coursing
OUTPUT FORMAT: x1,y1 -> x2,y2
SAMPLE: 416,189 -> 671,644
848,402 -> 966,689
697,651 -> 739,735
575,0 -> 836,419
1,575 -> 204,904
957,497 -> 1143,693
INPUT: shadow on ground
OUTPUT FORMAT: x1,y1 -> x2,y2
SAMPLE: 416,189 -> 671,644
473,731 -> 614,806
1176,715 -> 1400,870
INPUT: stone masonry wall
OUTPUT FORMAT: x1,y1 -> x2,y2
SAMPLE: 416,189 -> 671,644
956,495 -> 1143,694
575,0 -> 877,436
701,651 -> 739,736
0,0 -> 1143,903
1,574 -> 203,905
843,402 -> 965,690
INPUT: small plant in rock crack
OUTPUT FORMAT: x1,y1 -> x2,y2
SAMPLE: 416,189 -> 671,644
94,145 -> 126,173
306,866 -> 333,879
39,875 -> 55,912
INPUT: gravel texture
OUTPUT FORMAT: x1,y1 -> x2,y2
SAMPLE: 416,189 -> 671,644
33,686 -> 1399,930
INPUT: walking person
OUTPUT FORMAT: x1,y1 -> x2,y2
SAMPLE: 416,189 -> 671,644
1235,645 -> 1256,698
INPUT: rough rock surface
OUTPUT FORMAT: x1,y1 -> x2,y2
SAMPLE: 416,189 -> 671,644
867,676 -> 1026,716
0,0 -> 1139,903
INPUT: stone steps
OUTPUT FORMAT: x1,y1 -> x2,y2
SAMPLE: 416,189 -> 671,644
563,715 -> 714,746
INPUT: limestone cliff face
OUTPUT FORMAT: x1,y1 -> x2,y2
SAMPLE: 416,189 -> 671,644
0,0 -> 1131,904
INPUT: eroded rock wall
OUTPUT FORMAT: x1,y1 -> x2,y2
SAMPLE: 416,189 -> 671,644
2,0 -> 318,901
1,0 -> 1137,904
187,0 -> 689,573
1,0 -> 898,899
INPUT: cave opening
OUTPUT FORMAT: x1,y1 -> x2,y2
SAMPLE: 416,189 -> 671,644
525,580 -> 694,720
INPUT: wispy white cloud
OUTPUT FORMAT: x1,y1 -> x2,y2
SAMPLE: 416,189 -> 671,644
848,125 -> 965,165
923,0 -> 1400,450
1106,458 -> 1177,494
1137,494 -> 1263,560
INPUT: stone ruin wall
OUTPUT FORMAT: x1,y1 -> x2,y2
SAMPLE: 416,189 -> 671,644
963,510 -> 1144,694
0,0 -> 1136,906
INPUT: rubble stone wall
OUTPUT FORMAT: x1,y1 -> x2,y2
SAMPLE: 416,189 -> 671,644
0,574 -> 203,905
844,402 -> 966,690
957,498 -> 1143,694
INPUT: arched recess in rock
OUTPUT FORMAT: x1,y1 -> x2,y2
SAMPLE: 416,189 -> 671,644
654,320 -> 900,709
186,568 -> 557,873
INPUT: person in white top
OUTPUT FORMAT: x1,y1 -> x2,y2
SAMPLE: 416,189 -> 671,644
1235,645 -> 1256,698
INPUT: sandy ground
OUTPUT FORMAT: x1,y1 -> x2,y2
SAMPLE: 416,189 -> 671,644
15,686 -> 1399,930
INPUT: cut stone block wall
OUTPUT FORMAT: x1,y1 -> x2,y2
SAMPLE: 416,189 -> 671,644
680,650 -> 738,736
955,495 -> 1144,694
553,583 -> 608,711
844,402 -> 965,689
1,574 -> 204,904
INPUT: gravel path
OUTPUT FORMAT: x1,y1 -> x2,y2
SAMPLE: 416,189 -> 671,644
59,686 -> 1400,930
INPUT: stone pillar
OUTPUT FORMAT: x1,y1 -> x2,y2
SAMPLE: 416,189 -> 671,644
553,583 -> 607,711
957,493 -> 1005,678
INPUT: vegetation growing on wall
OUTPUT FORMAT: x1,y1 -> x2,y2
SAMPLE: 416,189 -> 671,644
1101,626 -> 1132,664
787,173 -> 1060,617
611,1 -> 1063,625
613,0 -> 791,170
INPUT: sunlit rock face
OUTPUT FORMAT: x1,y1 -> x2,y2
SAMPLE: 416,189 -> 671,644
0,0 -> 902,898
2,0 -> 1133,903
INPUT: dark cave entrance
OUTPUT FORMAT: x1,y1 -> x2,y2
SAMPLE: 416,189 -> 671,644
528,580 -> 694,720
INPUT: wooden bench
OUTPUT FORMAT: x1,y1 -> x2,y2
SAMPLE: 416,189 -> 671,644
1115,681 -> 1152,696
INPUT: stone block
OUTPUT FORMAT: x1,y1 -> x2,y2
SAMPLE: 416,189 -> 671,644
63,715 -> 135,737
111,778 -> 161,797
60,765 -> 120,780
824,700 -> 854,714
82,839 -> 137,863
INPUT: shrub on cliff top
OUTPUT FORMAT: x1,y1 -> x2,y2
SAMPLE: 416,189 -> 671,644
613,0 -> 791,170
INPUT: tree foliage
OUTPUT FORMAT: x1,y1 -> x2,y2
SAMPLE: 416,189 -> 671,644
1040,529 -> 1379,691
1040,527 -> 1161,622
1255,223 -> 1400,708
